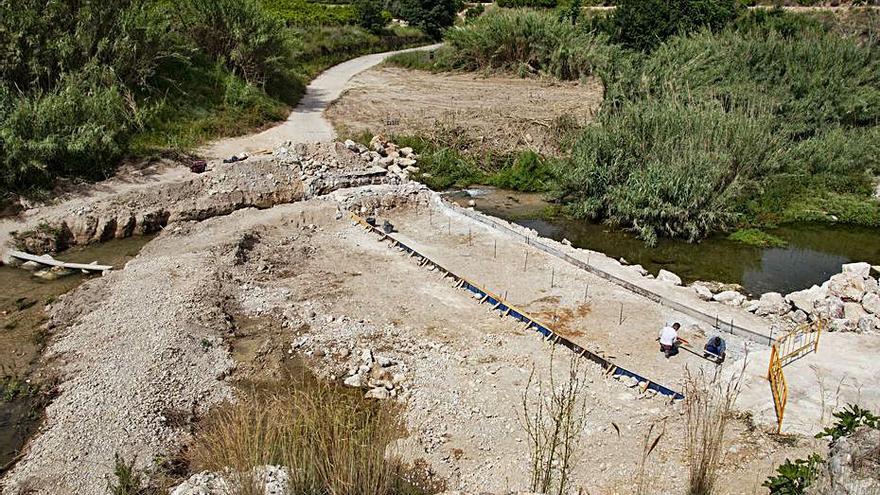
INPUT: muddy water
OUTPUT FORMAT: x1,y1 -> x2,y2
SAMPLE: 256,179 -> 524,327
450,187 -> 880,296
0,236 -> 153,471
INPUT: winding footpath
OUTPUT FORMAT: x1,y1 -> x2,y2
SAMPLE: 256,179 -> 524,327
199,43 -> 442,160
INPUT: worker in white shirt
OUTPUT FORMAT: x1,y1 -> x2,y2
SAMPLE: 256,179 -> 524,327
658,322 -> 681,359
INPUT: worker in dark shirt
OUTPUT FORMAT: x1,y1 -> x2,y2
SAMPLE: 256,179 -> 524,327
704,335 -> 726,363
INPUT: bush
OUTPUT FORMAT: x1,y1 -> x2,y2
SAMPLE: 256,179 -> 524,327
443,9 -> 617,79
611,0 -> 739,51
763,454 -> 824,495
497,0 -> 558,7
354,0 -> 390,33
261,0 -> 357,26
395,0 -> 461,40
179,0 -> 293,88
1,71 -> 135,189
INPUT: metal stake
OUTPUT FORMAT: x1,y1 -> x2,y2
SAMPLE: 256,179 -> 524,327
523,251 -> 529,271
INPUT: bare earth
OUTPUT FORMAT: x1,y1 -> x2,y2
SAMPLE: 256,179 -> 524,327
326,67 -> 603,155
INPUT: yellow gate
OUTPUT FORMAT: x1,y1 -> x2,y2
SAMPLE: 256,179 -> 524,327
766,320 -> 823,433
767,344 -> 788,434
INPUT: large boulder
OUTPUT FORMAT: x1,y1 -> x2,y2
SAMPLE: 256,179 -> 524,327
713,290 -> 745,306
815,296 -> 846,321
841,262 -> 872,279
829,272 -> 867,301
691,283 -> 714,301
844,302 -> 867,322
753,292 -> 791,316
862,292 -> 880,315
786,285 -> 827,315
657,269 -> 682,286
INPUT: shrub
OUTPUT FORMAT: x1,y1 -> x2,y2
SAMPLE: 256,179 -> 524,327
1,71 -> 135,189
395,0 -> 461,40
497,0 -> 558,7
189,376 -> 405,495
261,0 -> 357,26
611,0 -> 739,51
763,454 -> 824,495
179,0 -> 292,88
464,3 -> 486,22
443,9 -> 617,80
354,0 -> 390,33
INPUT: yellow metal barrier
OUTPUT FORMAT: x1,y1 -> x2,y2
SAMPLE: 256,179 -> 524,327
767,344 -> 788,434
773,320 -> 823,368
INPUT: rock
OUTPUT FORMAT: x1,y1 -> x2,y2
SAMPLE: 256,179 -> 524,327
713,290 -> 745,306
388,164 -> 403,176
786,285 -> 828,315
844,302 -> 867,322
630,264 -> 648,276
857,314 -> 879,333
399,147 -> 414,157
343,374 -> 362,388
789,309 -> 808,324
404,166 -> 420,174
815,296 -> 846,321
369,135 -> 386,154
561,238 -> 572,246
864,276 -> 879,295
365,387 -> 390,400
862,292 -> 880,315
828,318 -> 854,332
657,269 -> 682,286
692,284 -> 714,301
842,262 -> 872,279
397,157 -> 417,167
753,292 -> 791,316
829,272 -> 866,301
344,139 -> 359,152
360,348 -> 374,365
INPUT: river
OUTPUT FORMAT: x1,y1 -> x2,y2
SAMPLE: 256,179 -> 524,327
450,187 -> 880,296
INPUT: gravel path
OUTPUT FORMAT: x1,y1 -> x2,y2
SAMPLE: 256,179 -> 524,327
198,44 -> 441,161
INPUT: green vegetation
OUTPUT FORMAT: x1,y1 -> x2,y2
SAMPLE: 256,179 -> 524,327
611,0 -> 739,51
0,0 -> 429,194
728,229 -> 787,248
498,0 -> 559,7
107,454 -> 149,495
393,0 -> 461,39
393,5 -> 880,245
764,404 -> 879,494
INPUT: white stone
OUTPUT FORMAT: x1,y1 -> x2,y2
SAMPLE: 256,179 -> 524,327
842,262 -> 872,279
630,264 -> 649,276
657,269 -> 682,286
862,292 -> 880,315
829,272 -> 867,301
397,157 -> 417,167
344,139 -> 359,152
754,292 -> 791,316
399,147 -> 414,157
789,309 -> 808,324
786,285 -> 828,315
857,314 -> 879,333
365,387 -> 390,399
343,374 -> 362,388
844,302 -> 867,321
815,296 -> 846,321
713,290 -> 745,306
693,284 -> 714,301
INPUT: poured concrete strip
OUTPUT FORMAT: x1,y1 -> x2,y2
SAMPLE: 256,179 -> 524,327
436,197 -> 775,347
8,250 -> 112,273
350,212 -> 685,400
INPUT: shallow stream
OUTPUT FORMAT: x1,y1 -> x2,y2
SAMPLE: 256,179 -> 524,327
450,187 -> 880,296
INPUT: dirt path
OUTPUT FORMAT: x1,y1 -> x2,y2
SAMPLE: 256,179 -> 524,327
198,44 -> 442,161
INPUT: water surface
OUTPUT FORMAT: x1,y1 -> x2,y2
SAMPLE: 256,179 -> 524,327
451,187 -> 880,296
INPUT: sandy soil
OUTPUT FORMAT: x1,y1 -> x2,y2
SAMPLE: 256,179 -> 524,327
326,67 -> 603,155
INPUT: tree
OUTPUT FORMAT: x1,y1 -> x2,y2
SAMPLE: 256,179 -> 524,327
612,0 -> 739,51
395,0 -> 461,40
353,0 -> 388,34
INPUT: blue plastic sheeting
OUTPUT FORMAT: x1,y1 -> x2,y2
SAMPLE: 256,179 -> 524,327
353,215 -> 685,401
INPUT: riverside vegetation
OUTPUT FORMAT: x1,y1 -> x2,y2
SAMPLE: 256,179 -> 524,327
0,0 -> 431,194
386,3 -> 880,245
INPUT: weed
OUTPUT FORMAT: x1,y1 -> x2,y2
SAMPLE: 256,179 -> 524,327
106,454 -> 148,495
519,350 -> 591,495
763,454 -> 824,495
728,229 -> 787,248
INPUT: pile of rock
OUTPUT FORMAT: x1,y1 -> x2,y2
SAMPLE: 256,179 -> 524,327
779,262 -> 880,333
344,135 -> 420,182
341,347 -> 406,400
684,262 -> 880,333
172,465 -> 289,495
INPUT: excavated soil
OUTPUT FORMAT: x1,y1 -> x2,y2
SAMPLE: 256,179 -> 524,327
326,67 -> 603,156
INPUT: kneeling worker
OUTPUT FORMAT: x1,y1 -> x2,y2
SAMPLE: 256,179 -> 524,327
658,322 -> 681,359
704,335 -> 727,363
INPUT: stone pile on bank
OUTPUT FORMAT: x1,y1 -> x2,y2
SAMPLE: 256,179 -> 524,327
663,262 -> 880,334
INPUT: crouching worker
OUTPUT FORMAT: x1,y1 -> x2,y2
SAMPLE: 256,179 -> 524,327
658,322 -> 681,359
704,335 -> 727,363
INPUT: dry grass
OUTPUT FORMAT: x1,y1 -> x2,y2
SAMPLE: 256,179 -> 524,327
520,350 -> 592,495
683,362 -> 747,495
188,370 -> 405,495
